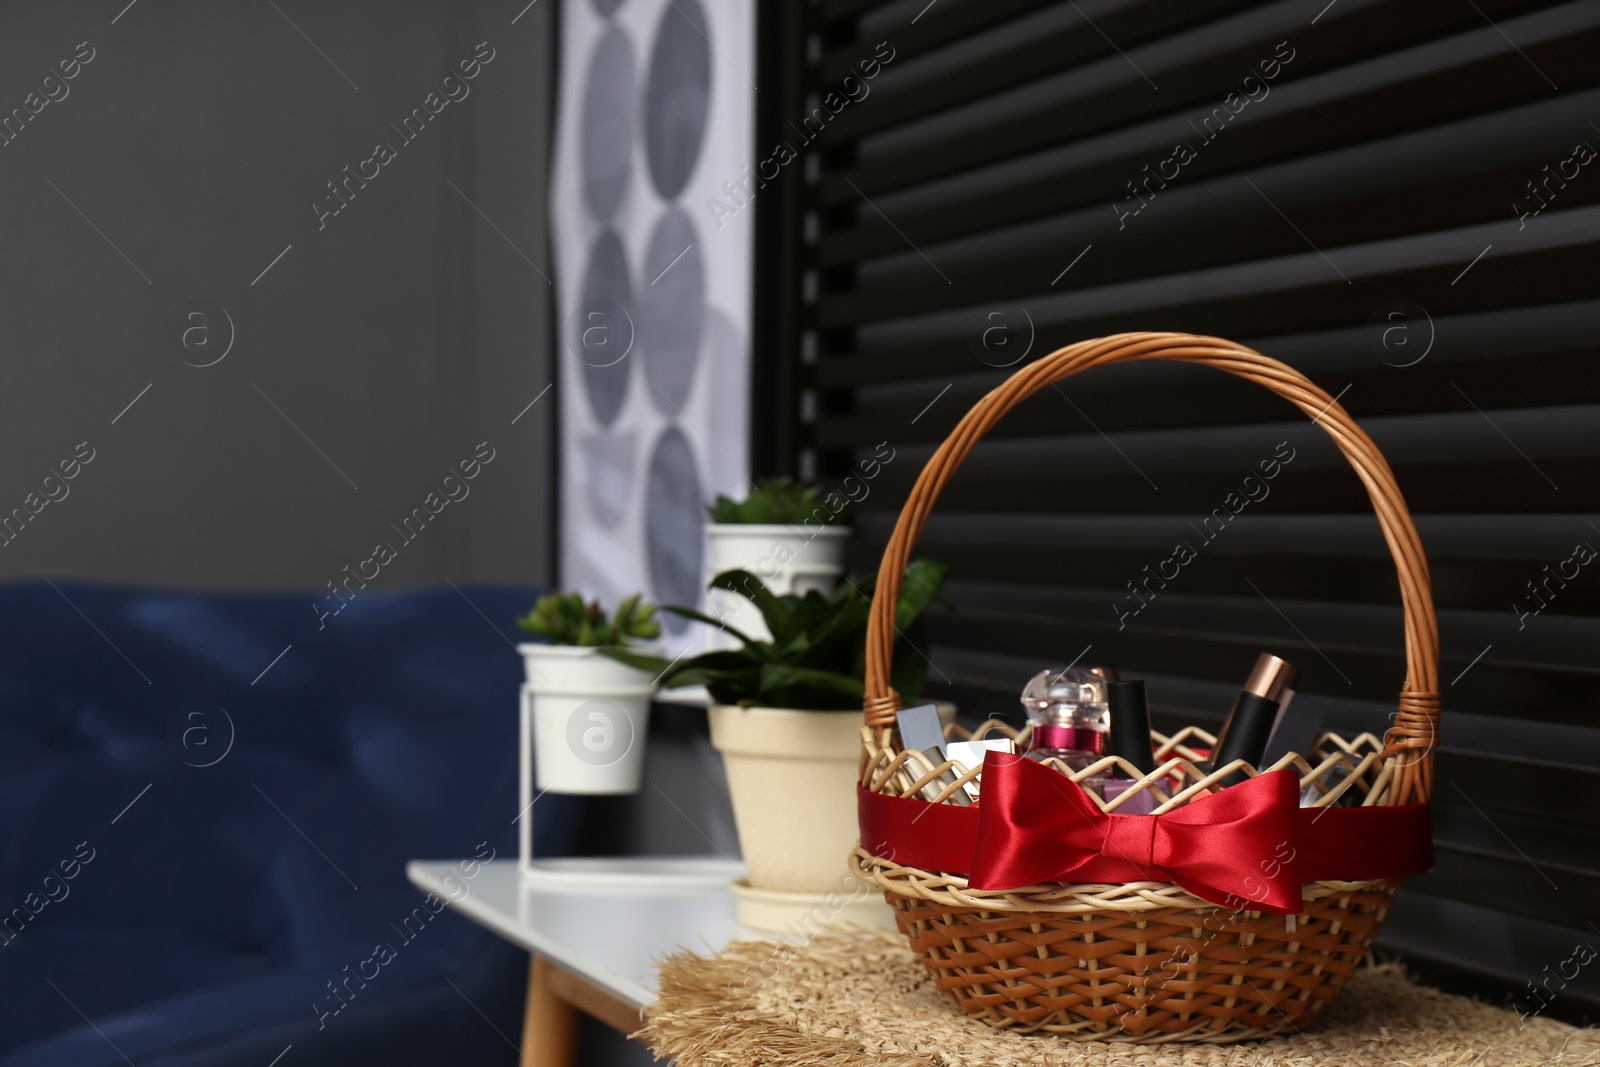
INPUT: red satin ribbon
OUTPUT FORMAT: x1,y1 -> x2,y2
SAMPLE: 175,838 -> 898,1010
858,752 -> 1433,914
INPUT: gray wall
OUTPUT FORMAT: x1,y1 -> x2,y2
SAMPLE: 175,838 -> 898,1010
0,0 -> 555,591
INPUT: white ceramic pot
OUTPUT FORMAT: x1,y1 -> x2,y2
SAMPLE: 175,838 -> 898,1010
518,644 -> 653,796
704,523 -> 850,642
519,642 -> 651,688
709,701 -> 955,933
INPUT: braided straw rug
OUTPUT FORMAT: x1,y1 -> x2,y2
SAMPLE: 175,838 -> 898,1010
639,930 -> 1600,1066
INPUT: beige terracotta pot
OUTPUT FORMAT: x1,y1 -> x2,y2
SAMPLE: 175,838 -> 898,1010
708,701 -> 954,933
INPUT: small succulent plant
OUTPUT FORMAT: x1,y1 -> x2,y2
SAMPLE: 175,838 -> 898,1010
706,477 -> 844,526
516,592 -> 660,648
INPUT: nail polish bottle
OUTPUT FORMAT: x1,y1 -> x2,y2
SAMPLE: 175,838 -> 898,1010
1101,679 -> 1159,814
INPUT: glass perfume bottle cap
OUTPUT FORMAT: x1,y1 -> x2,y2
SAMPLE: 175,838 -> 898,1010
1021,667 -> 1107,710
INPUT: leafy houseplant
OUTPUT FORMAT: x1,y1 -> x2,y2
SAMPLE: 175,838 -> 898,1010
607,562 -> 951,932
609,561 -> 948,710
706,477 -> 846,526
514,592 -> 659,802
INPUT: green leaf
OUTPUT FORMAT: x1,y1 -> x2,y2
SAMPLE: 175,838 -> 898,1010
785,592 -> 870,665
709,569 -> 797,644
675,664 -> 766,704
660,604 -> 767,653
895,559 -> 951,632
597,647 -> 671,675
784,585 -> 849,636
645,650 -> 763,689
613,592 -> 639,629
704,477 -> 844,526
890,619 -> 933,701
756,663 -> 864,710
515,590 -> 662,647
612,558 -> 950,710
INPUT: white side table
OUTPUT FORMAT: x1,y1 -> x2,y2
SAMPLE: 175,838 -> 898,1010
407,857 -> 743,1065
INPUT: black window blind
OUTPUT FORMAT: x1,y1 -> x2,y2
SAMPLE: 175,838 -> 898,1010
754,0 -> 1600,1021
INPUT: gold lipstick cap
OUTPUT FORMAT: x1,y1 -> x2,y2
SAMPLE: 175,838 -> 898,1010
1243,652 -> 1299,701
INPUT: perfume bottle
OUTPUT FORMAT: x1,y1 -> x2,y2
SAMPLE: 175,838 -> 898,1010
1020,667 -> 1110,774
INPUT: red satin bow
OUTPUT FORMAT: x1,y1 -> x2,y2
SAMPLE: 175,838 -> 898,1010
858,757 -> 1433,915
970,754 -> 1304,912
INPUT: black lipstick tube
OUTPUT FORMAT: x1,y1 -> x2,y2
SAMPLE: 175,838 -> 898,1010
1210,653 -> 1299,786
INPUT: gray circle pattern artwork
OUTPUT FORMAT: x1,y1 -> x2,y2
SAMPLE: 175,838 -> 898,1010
577,427 -> 637,527
701,306 -> 744,436
704,306 -> 741,371
579,231 -> 634,427
640,208 -> 704,412
642,0 -> 711,199
580,27 -> 635,222
644,427 -> 704,634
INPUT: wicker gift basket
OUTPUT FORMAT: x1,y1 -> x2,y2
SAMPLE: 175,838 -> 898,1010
849,333 -> 1438,1042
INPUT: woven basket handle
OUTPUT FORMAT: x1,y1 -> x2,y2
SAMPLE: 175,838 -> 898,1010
864,333 -> 1440,805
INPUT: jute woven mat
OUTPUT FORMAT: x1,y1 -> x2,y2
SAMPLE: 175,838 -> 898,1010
639,929 -> 1600,1066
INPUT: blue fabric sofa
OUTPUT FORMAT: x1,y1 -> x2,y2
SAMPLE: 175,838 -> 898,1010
0,583 -> 579,1066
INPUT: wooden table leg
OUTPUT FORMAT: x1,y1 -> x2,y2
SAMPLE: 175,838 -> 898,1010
522,956 -> 578,1067
545,961 -> 644,1036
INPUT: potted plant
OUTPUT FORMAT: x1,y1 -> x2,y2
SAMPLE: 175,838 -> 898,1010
515,593 -> 659,796
610,562 -> 951,931
704,478 -> 851,642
